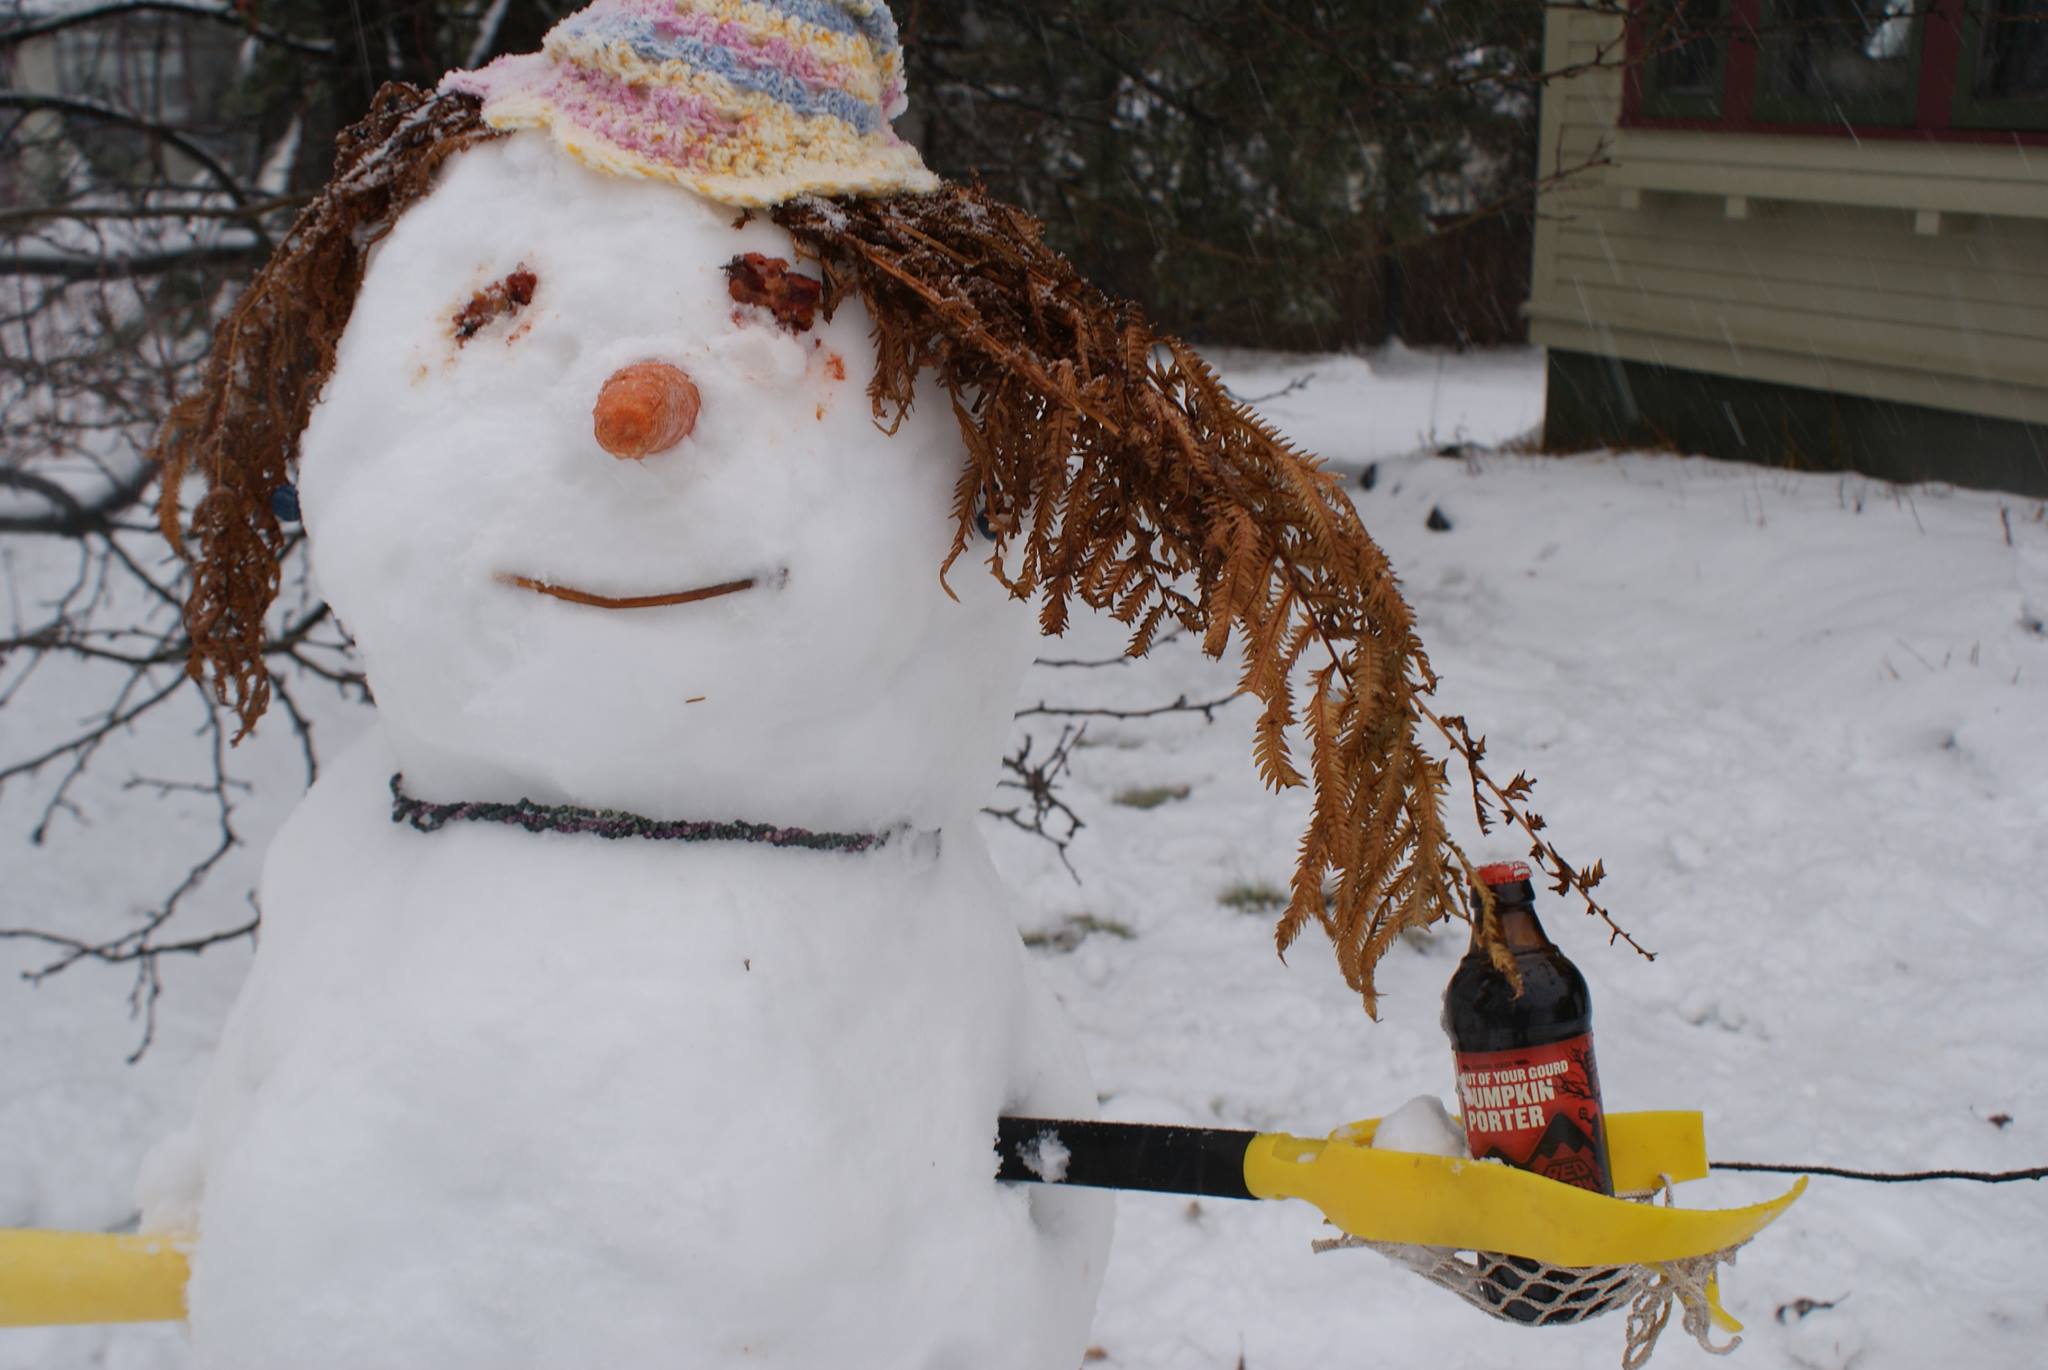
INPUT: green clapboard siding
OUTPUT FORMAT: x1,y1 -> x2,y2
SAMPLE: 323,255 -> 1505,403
1528,1 -> 2048,463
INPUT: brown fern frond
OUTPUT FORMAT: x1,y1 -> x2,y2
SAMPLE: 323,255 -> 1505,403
1279,818 -> 1333,957
772,180 -> 1539,1011
1203,506 -> 1262,657
1252,693 -> 1305,792
1128,600 -> 1170,659
1236,585 -> 1295,705
1279,618 -> 1318,679
1087,543 -> 1139,608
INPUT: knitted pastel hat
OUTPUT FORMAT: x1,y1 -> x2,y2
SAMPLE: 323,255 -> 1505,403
440,0 -> 938,207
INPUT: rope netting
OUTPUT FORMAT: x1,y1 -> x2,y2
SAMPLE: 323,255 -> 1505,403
1311,1181 -> 1745,1367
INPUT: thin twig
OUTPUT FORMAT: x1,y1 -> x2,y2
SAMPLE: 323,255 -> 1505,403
1014,691 -> 1241,722
1417,698 -> 1651,961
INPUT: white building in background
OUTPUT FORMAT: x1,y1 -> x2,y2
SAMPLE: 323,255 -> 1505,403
1528,1 -> 2048,495
2,1 -> 256,204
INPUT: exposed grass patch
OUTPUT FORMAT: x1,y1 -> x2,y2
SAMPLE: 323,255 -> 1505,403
1218,881 -> 1287,914
1023,913 -> 1138,953
1113,783 -> 1191,809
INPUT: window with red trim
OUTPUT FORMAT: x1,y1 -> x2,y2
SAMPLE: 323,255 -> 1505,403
1624,0 -> 2048,140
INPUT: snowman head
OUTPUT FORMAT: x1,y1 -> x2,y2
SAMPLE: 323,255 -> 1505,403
159,0 -> 1458,1003
295,131 -> 1034,829
166,1 -> 1028,831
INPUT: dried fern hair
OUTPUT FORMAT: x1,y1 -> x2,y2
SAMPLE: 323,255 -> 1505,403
156,84 -> 503,734
157,83 -> 1482,1011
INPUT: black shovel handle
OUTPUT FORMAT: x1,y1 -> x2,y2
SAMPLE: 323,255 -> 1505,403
995,1116 -> 1259,1201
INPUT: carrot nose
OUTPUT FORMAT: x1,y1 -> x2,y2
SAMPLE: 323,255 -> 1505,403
593,361 -> 700,460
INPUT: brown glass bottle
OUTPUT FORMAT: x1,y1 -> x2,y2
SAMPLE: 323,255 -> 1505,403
1442,861 -> 1612,1195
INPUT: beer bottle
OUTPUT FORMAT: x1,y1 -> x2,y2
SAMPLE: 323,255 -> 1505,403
1442,860 -> 1612,1195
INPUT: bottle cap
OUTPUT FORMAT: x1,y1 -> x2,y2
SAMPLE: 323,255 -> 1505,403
1475,860 -> 1533,886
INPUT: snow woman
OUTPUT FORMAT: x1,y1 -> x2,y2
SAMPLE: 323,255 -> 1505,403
145,2 -> 1462,1366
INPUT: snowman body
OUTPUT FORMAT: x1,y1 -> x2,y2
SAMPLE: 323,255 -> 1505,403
141,133 -> 1111,1369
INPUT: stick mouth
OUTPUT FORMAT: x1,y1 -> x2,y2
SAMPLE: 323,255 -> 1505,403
495,571 -> 769,611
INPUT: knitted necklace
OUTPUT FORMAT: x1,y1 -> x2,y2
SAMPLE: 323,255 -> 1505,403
389,773 -> 896,854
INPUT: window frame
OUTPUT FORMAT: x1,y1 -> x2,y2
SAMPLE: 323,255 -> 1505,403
1636,0 -> 1732,119
1621,0 -> 2048,145
1951,0 -> 2048,131
1748,0 -> 1925,128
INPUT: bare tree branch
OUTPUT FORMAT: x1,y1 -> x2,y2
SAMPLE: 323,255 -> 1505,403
0,92 -> 263,223
983,724 -> 1088,880
1033,627 -> 1187,668
0,1 -> 338,59
0,704 -> 258,1061
1014,692 -> 1242,723
0,198 -> 309,231
0,241 -> 264,282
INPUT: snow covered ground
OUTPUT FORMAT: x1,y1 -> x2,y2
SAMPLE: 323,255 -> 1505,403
6,344 -> 2046,1369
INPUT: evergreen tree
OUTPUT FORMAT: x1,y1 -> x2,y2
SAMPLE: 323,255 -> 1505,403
902,0 -> 1542,349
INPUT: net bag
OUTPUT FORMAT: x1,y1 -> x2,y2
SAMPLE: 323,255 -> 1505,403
1313,1175 -> 1748,1367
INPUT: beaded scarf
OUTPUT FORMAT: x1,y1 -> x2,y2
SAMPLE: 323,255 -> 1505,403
389,773 -> 894,853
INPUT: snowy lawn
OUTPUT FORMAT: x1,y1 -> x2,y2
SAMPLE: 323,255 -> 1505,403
6,345 -> 2046,1369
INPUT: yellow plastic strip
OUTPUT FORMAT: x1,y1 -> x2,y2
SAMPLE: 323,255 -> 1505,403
1328,1109 -> 1709,1193
1701,1273 -> 1743,1333
1607,1111 -> 1711,1192
1245,1112 -> 1804,1268
0,1229 -> 189,1327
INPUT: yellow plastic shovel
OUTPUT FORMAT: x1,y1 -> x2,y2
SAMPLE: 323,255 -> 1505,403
995,1108 -> 1802,1333
1247,1111 -> 1804,1269
1,1110 -> 1801,1329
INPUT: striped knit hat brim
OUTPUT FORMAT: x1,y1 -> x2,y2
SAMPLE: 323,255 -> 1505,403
442,0 -> 938,208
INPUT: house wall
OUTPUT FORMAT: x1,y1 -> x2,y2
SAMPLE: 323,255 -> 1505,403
1528,4 -> 2048,458
2,15 -> 256,201
2,36 -> 65,208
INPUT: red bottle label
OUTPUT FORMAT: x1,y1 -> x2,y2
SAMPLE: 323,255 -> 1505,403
1452,1033 -> 1611,1193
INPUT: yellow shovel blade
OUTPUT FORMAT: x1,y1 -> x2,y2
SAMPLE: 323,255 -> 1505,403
0,1228 -> 189,1327
1247,1110 -> 1804,1268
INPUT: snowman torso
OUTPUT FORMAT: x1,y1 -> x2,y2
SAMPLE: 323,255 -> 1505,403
156,733 -> 1105,1369
143,132 -> 1110,1368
